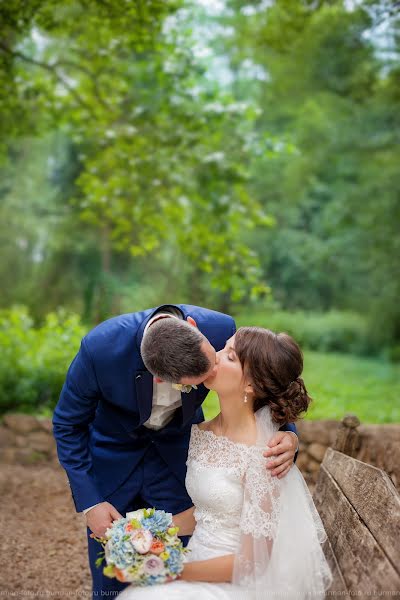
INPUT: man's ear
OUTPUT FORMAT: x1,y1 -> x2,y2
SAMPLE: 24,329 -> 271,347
186,316 -> 198,328
154,376 -> 164,383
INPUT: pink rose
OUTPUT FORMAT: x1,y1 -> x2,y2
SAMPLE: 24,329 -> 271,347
130,529 -> 153,554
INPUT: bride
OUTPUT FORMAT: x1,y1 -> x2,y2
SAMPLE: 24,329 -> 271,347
119,326 -> 333,599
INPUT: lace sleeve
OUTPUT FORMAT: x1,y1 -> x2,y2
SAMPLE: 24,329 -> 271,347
232,406 -> 332,600
233,446 -> 281,594
239,448 -> 281,540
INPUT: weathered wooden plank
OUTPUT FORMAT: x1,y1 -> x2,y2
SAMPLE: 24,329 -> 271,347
322,447 -> 400,572
322,536 -> 348,593
333,414 -> 361,456
313,464 -> 400,594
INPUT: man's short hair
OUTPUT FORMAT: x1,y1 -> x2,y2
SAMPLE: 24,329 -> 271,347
140,318 -> 211,381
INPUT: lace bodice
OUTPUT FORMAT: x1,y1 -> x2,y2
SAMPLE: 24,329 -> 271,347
184,424 -> 280,559
186,425 -> 248,524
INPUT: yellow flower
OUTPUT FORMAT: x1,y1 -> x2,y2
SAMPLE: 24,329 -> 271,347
103,565 -> 115,578
159,551 -> 170,560
171,383 -> 198,393
130,519 -> 142,529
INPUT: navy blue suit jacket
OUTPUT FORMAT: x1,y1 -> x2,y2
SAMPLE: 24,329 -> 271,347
52,304 -> 298,513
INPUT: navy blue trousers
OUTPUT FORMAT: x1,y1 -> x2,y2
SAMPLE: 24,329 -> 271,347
86,444 -> 193,597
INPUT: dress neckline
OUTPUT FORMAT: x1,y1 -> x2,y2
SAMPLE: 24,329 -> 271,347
193,423 -> 259,450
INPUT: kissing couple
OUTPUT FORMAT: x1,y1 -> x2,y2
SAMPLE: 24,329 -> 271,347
53,303 -> 332,599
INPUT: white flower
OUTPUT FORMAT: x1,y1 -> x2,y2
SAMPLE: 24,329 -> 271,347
126,509 -> 145,521
130,529 -> 153,554
105,526 -> 114,538
171,383 -> 198,393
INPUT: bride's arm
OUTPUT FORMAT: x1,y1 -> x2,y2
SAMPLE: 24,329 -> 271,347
180,554 -> 234,583
172,506 -> 196,536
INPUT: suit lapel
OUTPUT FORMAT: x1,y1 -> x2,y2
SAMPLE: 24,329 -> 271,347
135,370 -> 154,425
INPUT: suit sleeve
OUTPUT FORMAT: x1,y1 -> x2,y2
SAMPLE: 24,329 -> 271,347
52,338 -> 104,512
231,317 -> 237,336
278,422 -> 299,463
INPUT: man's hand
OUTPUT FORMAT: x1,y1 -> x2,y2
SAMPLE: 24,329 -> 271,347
86,502 -> 123,538
263,431 -> 298,479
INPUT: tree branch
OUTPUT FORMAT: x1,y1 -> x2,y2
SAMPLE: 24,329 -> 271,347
51,59 -> 113,112
0,41 -> 98,117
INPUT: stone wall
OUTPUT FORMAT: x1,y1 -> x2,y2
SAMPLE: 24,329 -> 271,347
0,413 -> 399,495
296,417 -> 400,493
0,414 -> 58,466
295,419 -> 340,491
349,422 -> 400,490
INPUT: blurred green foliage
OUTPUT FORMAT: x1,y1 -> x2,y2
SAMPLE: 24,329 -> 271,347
0,0 -> 272,315
235,308 -> 375,356
0,306 -> 85,413
0,1 -> 399,332
0,1 -> 399,419
225,0 -> 400,348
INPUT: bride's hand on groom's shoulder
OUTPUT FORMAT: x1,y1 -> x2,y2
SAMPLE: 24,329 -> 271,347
263,431 -> 298,479
86,501 -> 123,538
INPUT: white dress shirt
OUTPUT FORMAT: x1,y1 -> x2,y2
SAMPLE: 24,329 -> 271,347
142,308 -> 183,431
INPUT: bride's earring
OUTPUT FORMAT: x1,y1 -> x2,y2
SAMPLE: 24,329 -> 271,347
244,392 -> 248,403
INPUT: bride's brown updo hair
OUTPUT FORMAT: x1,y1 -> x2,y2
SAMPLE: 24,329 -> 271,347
234,326 -> 312,426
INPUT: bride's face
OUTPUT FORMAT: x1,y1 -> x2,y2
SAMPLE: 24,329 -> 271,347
203,334 -> 246,396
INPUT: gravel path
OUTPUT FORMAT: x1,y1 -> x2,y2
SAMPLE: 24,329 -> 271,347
0,463 -> 92,598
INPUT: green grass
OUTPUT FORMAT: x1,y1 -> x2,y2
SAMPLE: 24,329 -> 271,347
202,350 -> 400,424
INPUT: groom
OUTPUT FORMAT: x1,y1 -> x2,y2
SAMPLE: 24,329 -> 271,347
52,304 -> 299,597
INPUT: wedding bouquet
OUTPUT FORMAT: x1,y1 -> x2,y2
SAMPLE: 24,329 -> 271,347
92,508 -> 188,586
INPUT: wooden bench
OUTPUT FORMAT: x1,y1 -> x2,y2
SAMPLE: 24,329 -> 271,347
313,415 -> 400,596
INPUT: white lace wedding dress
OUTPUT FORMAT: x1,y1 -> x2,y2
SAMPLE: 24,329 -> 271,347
118,409 -> 332,600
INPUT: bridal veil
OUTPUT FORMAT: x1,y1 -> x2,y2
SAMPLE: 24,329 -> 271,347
231,406 -> 333,600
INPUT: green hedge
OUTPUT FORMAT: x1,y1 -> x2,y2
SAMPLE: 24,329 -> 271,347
0,306 -> 85,414
234,309 -> 376,357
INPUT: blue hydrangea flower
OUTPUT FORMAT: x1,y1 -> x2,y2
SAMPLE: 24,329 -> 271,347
166,547 -> 183,574
141,510 -> 172,534
144,574 -> 166,587
106,540 -> 134,569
